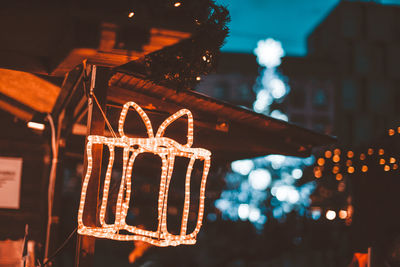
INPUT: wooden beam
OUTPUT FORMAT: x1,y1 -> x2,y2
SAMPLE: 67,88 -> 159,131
75,66 -> 109,267
51,64 -> 84,119
0,97 -> 33,121
0,68 -> 60,114
50,28 -> 190,77
108,73 -> 336,157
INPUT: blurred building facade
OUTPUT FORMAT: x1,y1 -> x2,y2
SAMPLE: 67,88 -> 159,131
283,2 -> 400,260
280,1 -> 400,146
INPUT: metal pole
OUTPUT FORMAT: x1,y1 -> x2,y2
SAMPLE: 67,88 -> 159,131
75,65 -> 109,267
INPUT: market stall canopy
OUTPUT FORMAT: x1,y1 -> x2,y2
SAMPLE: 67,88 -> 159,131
98,71 -> 336,161
0,66 -> 335,161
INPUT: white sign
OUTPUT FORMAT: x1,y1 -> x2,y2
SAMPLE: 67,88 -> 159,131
0,157 -> 23,209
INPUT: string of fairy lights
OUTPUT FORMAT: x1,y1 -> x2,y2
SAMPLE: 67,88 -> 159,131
311,127 -> 400,223
127,2 -> 182,19
313,127 -> 400,180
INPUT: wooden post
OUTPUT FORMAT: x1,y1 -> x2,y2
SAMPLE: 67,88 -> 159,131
368,247 -> 372,267
45,65 -> 84,263
75,65 -> 110,267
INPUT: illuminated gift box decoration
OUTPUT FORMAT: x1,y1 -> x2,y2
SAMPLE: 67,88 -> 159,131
77,101 -> 211,247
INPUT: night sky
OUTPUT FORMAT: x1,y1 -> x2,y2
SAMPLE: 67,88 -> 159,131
218,0 -> 400,56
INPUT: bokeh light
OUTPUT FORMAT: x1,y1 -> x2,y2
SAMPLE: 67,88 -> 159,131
326,210 -> 336,220
238,204 -> 250,220
231,159 -> 254,175
254,38 -> 284,68
292,168 -> 303,179
248,169 -> 271,190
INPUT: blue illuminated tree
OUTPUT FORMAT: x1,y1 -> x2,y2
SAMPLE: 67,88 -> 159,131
215,38 -> 317,229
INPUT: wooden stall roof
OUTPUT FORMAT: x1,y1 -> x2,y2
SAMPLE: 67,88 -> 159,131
0,3 -> 191,77
0,66 -> 335,162
0,69 -> 61,120
105,72 -> 336,161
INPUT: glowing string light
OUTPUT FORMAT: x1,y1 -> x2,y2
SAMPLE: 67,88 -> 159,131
325,150 -> 332,158
77,101 -> 212,247
384,165 -> 390,171
326,210 -> 336,220
361,165 -> 368,172
339,210 -> 347,219
347,151 -> 354,158
332,155 -> 340,163
347,166 -> 355,174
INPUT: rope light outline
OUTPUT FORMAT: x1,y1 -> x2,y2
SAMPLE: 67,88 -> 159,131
77,101 -> 211,247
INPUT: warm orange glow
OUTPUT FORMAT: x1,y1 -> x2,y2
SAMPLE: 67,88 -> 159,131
389,129 -> 395,136
336,173 -> 343,181
333,148 -> 341,155
390,157 -> 396,164
398,126 -> 400,134
379,158 -> 385,165
314,170 -> 322,178
351,253 -> 368,267
128,12 -> 135,18
379,149 -> 384,155
77,102 -> 212,247
339,210 -> 347,219
384,165 -> 390,171
346,160 -> 352,167
332,155 -> 340,163
393,164 -> 398,170
129,240 -> 151,263
368,148 -> 373,155
347,151 -> 354,158
317,158 -> 325,166
338,181 -> 345,192
347,166 -> 354,174
27,121 -> 45,131
332,166 -> 340,174
360,153 -> 366,160
196,76 -> 201,81
361,165 -> 368,172
324,150 -> 332,158
174,2 -> 181,7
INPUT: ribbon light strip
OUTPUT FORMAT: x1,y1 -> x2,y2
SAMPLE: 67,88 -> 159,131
77,102 -> 211,247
